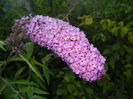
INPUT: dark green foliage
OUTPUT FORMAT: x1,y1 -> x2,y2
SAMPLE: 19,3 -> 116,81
0,0 -> 133,99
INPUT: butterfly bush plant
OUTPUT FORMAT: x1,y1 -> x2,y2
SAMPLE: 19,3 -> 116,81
7,15 -> 106,82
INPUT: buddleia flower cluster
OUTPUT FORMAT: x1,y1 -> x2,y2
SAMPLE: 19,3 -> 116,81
14,15 -> 106,82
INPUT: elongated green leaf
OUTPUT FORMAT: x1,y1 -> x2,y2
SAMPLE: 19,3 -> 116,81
31,58 -> 44,67
13,80 -> 31,85
0,61 -> 6,68
31,87 -> 48,95
32,73 -> 45,88
10,55 -> 24,62
14,67 -> 25,78
43,65 -> 50,85
32,95 -> 47,99
0,84 -> 7,93
19,55 -> 44,81
13,80 -> 38,86
24,42 -> 34,60
10,94 -> 19,99
27,87 -> 33,99
41,53 -> 55,64
0,40 -> 6,51
26,87 -> 48,99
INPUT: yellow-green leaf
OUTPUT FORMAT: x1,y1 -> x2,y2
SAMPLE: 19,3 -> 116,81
119,21 -> 124,28
121,27 -> 128,38
128,32 -> 133,44
78,15 -> 93,26
111,27 -> 119,37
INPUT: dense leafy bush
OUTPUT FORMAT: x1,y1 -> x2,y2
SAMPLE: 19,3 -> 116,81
0,0 -> 133,99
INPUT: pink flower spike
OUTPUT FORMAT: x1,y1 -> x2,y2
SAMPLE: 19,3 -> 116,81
16,15 -> 106,82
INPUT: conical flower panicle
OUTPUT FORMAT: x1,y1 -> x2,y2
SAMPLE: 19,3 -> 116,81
15,15 -> 106,82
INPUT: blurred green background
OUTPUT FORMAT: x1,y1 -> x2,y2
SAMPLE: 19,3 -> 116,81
0,0 -> 133,99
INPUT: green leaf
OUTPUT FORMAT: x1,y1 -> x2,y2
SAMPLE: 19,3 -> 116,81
121,27 -> 128,38
13,80 -> 36,86
25,42 -> 34,60
100,33 -> 106,42
126,21 -> 133,27
128,32 -> 133,44
43,65 -> 50,85
0,61 -> 5,68
0,40 -> 6,51
111,27 -> 119,37
10,55 -> 24,62
41,53 -> 55,64
103,48 -> 111,55
14,67 -> 25,78
0,84 -> 7,94
86,88 -> 93,95
56,89 -> 66,95
107,19 -> 112,29
103,74 -> 110,80
102,23 -> 107,30
100,19 -> 105,24
27,87 -> 33,99
119,21 -> 124,28
113,53 -> 119,60
32,73 -> 45,88
32,95 -> 47,99
78,15 -> 93,26
31,87 -> 48,95
25,86 -> 48,98
124,70 -> 132,79
64,75 -> 70,82
124,64 -> 133,69
19,55 -> 44,81
112,43 -> 120,51
103,81 -> 114,93
10,94 -> 19,99
109,58 -> 115,69
31,58 -> 44,67
67,84 -> 76,94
